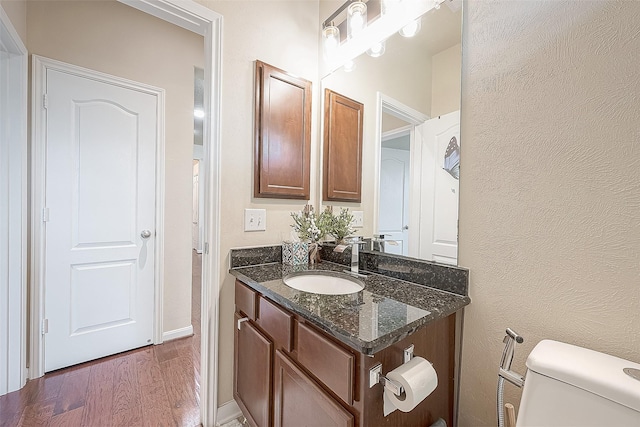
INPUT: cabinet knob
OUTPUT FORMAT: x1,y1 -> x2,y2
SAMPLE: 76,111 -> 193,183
237,317 -> 250,330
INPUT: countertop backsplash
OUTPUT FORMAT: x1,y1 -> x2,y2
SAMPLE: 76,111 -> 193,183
230,243 -> 469,296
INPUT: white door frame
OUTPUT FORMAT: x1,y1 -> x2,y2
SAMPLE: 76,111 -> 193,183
29,1 -> 223,425
32,54 -> 165,370
373,93 -> 429,257
0,4 -> 28,396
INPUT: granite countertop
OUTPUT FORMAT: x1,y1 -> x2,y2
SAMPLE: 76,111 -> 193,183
230,260 -> 470,355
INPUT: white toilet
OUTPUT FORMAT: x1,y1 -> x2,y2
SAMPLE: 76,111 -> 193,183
516,339 -> 640,426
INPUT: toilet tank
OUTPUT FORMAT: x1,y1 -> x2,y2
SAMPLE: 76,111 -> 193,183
516,340 -> 640,427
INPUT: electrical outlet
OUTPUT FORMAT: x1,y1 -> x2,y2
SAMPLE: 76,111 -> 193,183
244,209 -> 266,231
352,211 -> 364,228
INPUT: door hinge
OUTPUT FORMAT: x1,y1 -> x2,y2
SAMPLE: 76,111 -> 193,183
43,94 -> 48,109
42,319 -> 49,335
43,207 -> 49,222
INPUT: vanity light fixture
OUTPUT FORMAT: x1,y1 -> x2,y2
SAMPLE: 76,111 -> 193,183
322,24 -> 341,60
366,40 -> 386,57
321,0 -> 447,73
347,1 -> 368,39
399,18 -> 422,38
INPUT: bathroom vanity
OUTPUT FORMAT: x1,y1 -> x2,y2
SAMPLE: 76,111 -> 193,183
230,246 -> 470,427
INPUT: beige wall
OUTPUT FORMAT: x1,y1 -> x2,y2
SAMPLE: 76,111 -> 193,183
195,0 -> 321,405
27,0 -> 204,334
458,1 -> 640,425
1,0 -> 26,42
431,43 -> 461,117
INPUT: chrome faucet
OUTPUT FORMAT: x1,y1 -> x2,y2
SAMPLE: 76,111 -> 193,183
333,237 -> 367,278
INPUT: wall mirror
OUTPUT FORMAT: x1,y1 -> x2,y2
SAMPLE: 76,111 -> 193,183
319,0 -> 462,265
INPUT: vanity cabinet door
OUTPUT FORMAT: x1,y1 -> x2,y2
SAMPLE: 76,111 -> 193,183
234,313 -> 273,427
323,89 -> 364,202
273,350 -> 354,427
254,60 -> 312,199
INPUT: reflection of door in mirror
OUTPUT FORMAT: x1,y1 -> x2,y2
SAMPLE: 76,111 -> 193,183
418,111 -> 460,265
378,121 -> 412,256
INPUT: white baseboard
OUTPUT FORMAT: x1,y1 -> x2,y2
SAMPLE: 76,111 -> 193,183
216,400 -> 242,426
162,325 -> 193,342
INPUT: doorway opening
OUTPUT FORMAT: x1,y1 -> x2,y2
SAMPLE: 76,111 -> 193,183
28,1 -> 222,424
374,93 -> 428,259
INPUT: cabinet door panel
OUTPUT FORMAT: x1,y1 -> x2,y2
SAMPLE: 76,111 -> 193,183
234,313 -> 273,427
274,350 -> 354,427
323,89 -> 364,202
254,60 -> 312,199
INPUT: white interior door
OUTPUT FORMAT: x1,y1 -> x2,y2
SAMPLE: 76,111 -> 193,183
419,111 -> 460,265
44,65 -> 158,372
378,147 -> 410,255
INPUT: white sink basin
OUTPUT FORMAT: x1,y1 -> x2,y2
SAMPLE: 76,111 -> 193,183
283,272 -> 364,295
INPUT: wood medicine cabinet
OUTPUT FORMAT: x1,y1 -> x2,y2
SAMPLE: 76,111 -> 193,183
254,60 -> 312,199
323,89 -> 364,202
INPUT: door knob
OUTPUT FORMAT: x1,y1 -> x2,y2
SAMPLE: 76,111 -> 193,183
141,230 -> 152,239
402,225 -> 409,230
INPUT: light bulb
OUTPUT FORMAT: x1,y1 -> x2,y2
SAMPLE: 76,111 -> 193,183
343,60 -> 356,73
194,109 -> 205,118
322,25 -> 340,60
366,40 -> 386,58
399,19 -> 422,38
347,1 -> 367,39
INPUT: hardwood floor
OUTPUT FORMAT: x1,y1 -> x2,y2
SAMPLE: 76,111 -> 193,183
0,251 -> 203,427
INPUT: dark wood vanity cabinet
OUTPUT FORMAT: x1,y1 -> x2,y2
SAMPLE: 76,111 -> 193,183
234,280 -> 455,427
254,60 -> 312,199
323,89 -> 364,202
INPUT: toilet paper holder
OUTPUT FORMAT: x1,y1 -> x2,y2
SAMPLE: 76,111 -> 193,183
369,344 -> 414,396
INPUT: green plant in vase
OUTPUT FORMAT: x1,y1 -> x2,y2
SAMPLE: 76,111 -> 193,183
290,205 -> 332,264
329,207 -> 356,244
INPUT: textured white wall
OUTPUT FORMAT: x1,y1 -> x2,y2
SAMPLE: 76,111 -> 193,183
458,1 -> 640,425
27,0 -> 204,335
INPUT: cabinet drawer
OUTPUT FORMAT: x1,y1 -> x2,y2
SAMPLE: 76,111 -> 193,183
297,322 -> 355,405
258,297 -> 293,352
235,280 -> 257,320
274,350 -> 354,427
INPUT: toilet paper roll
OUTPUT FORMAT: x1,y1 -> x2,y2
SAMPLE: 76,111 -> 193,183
383,356 -> 438,413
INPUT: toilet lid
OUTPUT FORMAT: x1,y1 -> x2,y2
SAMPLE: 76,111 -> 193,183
526,340 -> 640,413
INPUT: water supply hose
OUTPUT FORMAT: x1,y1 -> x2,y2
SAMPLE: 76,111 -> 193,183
497,376 -> 506,427
497,329 -> 525,427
